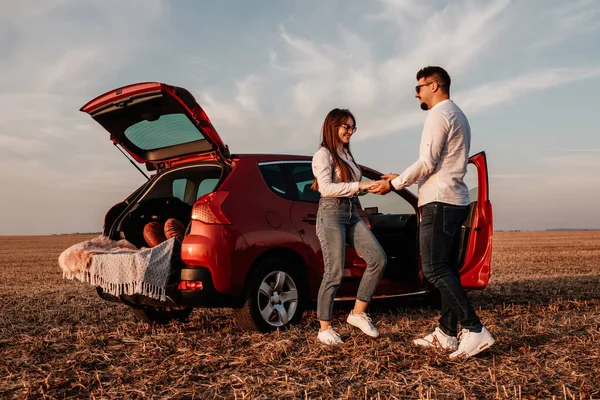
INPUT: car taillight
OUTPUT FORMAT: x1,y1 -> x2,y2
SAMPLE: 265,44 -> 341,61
177,281 -> 204,290
191,191 -> 231,224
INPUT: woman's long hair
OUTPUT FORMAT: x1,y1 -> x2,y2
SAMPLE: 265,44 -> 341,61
311,108 -> 360,192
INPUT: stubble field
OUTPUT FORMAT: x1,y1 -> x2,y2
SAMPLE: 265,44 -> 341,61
0,231 -> 599,399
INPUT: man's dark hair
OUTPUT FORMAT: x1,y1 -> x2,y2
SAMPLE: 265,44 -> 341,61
416,66 -> 451,94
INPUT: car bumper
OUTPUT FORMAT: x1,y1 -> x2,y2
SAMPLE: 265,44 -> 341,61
96,267 -> 241,309
174,267 -> 241,307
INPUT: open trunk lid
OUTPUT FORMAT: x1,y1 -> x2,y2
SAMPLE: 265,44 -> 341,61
80,82 -> 230,170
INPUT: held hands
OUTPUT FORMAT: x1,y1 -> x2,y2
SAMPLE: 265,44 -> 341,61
368,173 -> 400,195
358,180 -> 378,191
369,180 -> 391,195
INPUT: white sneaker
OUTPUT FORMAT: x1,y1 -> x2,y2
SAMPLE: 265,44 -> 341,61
317,327 -> 344,345
346,311 -> 379,338
413,327 -> 458,351
449,327 -> 495,359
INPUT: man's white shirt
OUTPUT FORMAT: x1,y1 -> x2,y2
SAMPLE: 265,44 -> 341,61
390,99 -> 471,207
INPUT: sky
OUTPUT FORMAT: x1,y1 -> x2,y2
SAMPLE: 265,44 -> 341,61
1,0 -> 599,235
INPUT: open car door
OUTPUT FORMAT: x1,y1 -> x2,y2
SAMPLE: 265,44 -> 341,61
458,151 -> 493,289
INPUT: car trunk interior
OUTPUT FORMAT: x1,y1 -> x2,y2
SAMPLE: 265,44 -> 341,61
111,163 -> 224,248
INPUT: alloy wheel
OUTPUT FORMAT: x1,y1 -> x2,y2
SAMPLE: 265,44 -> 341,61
256,271 -> 298,327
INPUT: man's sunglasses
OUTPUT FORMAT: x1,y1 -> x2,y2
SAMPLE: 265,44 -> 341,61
415,81 -> 435,94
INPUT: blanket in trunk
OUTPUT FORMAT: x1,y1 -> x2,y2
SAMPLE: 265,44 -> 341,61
59,235 -> 175,301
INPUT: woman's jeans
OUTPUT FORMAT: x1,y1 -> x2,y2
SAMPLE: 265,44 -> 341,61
420,202 -> 482,336
316,197 -> 387,321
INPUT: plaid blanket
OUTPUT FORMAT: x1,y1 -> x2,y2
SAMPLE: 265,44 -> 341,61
59,236 -> 175,301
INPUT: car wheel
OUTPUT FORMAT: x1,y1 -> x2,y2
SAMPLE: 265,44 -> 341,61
132,307 -> 193,325
234,257 -> 305,332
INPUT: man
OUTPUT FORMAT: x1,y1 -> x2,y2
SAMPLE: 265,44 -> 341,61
370,66 -> 494,359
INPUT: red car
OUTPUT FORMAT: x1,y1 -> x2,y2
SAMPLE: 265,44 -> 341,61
81,82 -> 493,332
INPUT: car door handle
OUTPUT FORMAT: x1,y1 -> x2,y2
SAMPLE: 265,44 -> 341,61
301,214 -> 317,225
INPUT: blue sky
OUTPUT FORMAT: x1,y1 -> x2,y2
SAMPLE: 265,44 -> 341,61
1,0 -> 599,234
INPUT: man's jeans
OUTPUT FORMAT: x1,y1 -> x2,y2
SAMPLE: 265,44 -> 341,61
316,197 -> 387,321
420,202 -> 482,336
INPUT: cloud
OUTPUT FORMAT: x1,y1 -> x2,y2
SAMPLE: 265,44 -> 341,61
0,0 -> 73,22
563,149 -> 600,153
540,154 -> 600,170
33,48 -> 106,93
277,28 -> 338,77
527,0 -> 600,49
0,134 -> 47,156
490,174 -> 538,179
373,0 -> 512,87
199,1 -> 516,150
197,0 -> 600,156
0,1 -> 167,94
0,0 -> 170,234
454,68 -> 600,113
1,0 -> 600,233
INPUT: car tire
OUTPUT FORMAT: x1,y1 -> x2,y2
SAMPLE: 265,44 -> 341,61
132,307 -> 193,325
234,257 -> 306,332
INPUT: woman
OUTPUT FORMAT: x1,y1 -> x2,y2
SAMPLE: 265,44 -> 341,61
311,108 -> 387,345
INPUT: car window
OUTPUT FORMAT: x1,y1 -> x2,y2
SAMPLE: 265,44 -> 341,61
258,164 -> 289,199
172,178 -> 187,202
359,176 -> 415,215
124,113 -> 206,151
464,162 -> 478,203
197,178 -> 220,199
290,163 -> 320,203
140,165 -> 223,205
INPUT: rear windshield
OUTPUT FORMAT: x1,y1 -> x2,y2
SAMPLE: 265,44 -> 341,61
124,113 -> 204,151
93,93 -> 214,161
140,164 -> 223,206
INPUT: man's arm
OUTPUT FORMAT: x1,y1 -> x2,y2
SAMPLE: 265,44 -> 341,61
389,111 -> 449,191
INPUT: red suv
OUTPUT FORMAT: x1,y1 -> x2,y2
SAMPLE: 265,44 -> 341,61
81,82 -> 493,332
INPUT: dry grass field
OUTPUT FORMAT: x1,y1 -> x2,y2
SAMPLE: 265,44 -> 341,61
1,231 -> 599,399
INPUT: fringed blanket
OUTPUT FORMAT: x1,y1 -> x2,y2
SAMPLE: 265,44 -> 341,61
59,236 -> 175,301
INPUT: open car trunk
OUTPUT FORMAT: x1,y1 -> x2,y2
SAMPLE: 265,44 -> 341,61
108,163 -> 225,248
80,82 -> 231,172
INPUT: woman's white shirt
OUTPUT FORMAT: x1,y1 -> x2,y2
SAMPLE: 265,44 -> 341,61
311,147 -> 361,198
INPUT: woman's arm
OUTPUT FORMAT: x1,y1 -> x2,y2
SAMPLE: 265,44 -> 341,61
312,149 -> 360,197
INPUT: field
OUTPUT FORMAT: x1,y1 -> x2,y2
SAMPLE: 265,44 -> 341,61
1,231 -> 599,399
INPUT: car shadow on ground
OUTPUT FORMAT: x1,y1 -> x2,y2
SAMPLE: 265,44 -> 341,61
473,274 -> 600,307
364,274 -> 600,313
